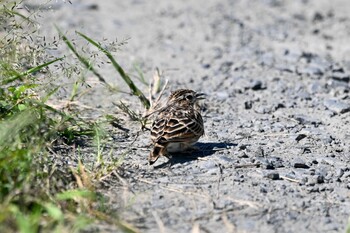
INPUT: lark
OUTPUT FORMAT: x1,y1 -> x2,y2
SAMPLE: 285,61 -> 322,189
149,89 -> 205,164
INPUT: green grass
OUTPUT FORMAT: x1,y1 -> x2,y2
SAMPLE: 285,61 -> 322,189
57,29 -> 151,109
0,1 -> 148,232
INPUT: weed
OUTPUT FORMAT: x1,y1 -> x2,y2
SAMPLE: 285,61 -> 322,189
75,31 -> 151,109
0,1 -> 140,232
0,0 -> 169,231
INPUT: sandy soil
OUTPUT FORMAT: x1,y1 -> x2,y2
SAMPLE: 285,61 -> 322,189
24,0 -> 350,232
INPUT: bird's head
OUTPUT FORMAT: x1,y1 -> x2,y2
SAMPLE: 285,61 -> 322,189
167,89 -> 206,108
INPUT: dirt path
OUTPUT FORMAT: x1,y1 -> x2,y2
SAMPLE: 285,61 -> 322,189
28,0 -> 350,232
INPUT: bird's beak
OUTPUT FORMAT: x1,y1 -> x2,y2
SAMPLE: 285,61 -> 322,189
195,92 -> 206,100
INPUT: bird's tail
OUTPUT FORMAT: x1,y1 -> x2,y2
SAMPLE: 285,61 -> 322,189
149,143 -> 167,165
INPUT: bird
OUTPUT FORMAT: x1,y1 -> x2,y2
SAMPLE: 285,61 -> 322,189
149,89 -> 205,165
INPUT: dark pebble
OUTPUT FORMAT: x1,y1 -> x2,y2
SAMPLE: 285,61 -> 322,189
331,72 -> 350,83
87,4 -> 99,10
238,144 -> 248,150
260,186 -> 268,193
269,156 -> 284,168
309,168 -> 316,175
331,65 -> 344,73
274,103 -> 285,110
313,12 -> 324,22
237,152 -> 249,158
294,163 -> 310,169
336,168 -> 344,178
295,134 -> 307,142
300,52 -> 316,63
308,175 -> 324,185
307,186 -> 319,193
327,79 -> 349,89
202,63 -> 211,69
250,80 -> 265,91
266,172 -> 280,180
300,177 -> 308,185
302,147 -> 312,154
244,100 -> 253,109
262,163 -> 275,170
255,158 -> 276,170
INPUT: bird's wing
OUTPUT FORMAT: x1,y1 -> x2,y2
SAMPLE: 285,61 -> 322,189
151,106 -> 204,144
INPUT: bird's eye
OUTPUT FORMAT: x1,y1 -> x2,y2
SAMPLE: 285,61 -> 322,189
186,95 -> 194,101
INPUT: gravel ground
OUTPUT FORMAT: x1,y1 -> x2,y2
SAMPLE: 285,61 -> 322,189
25,0 -> 350,232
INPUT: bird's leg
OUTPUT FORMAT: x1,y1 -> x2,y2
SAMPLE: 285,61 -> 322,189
149,143 -> 168,165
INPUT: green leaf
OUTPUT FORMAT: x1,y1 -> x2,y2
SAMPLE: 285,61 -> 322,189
17,104 -> 27,111
16,214 -> 35,233
43,203 -> 63,221
10,204 -> 41,233
56,189 -> 95,201
72,215 -> 93,232
14,84 -> 37,97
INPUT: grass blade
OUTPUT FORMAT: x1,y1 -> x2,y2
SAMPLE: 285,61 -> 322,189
133,63 -> 148,85
2,57 -> 63,85
41,86 -> 60,103
55,26 -> 112,89
76,31 -> 150,109
2,7 -> 34,23
56,189 -> 95,201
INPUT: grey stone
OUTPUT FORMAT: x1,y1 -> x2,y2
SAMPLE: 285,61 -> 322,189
294,162 -> 310,169
323,98 -> 350,114
250,80 -> 265,91
293,114 -> 321,125
308,81 -> 324,94
331,72 -> 350,83
265,172 -> 280,180
297,64 -> 324,76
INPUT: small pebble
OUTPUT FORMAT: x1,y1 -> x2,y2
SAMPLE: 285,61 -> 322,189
266,172 -> 280,180
294,163 -> 310,169
295,134 -> 307,142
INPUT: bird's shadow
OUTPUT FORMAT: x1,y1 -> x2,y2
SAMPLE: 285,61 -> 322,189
153,142 -> 237,169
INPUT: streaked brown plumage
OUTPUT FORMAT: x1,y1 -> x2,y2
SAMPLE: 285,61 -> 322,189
149,89 -> 205,164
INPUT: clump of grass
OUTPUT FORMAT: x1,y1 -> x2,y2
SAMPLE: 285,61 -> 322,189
1,0 -> 169,231
0,1 -> 140,232
0,6 -> 93,233
60,30 -> 168,130
58,30 -> 151,109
